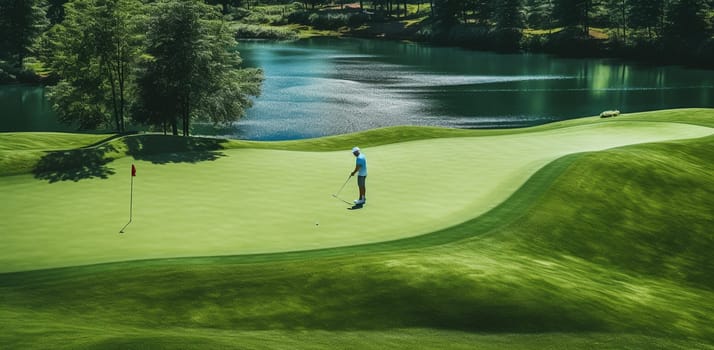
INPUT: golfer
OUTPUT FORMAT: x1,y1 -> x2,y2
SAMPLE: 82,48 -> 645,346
350,146 -> 367,205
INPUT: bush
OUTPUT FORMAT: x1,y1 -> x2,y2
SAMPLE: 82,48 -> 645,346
234,24 -> 299,41
347,12 -> 368,27
415,24 -> 435,41
287,10 -> 311,25
492,28 -> 523,53
244,12 -> 273,24
231,7 -> 251,20
0,60 -> 41,83
288,10 -> 365,30
306,12 -> 349,30
448,25 -> 492,49
522,33 -> 546,52
543,27 -> 602,57
307,13 -> 321,27
326,13 -> 349,29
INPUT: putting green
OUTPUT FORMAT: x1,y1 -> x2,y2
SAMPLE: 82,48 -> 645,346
1,120 -> 712,272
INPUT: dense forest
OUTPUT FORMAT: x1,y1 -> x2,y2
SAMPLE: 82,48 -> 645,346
424,0 -> 714,64
227,0 -> 714,65
1,0 -> 713,133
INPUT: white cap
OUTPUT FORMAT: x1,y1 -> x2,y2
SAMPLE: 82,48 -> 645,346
352,146 -> 360,153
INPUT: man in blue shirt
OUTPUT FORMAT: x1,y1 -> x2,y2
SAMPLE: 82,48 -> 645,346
350,146 -> 367,206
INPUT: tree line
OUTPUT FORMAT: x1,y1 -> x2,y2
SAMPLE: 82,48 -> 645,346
275,0 -> 714,65
1,0 -> 263,135
419,0 -> 713,64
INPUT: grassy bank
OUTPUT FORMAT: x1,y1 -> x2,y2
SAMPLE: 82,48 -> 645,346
1,109 -> 713,348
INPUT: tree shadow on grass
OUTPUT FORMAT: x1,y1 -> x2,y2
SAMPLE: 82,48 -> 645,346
32,135 -> 228,183
33,144 -> 117,183
123,135 -> 228,164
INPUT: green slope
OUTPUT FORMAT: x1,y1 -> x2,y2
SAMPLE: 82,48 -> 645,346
1,116 -> 712,272
1,109 -> 713,349
0,132 -> 115,176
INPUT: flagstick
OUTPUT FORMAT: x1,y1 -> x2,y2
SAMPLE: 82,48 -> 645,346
120,167 -> 134,233
130,172 -> 134,221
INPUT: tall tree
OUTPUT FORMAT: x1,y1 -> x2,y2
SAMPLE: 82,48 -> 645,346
553,0 -> 594,35
664,0 -> 710,46
628,0 -> 666,39
471,0 -> 496,25
525,0 -> 555,29
605,0 -> 628,43
495,0 -> 524,29
43,0 -> 143,132
43,0 -> 108,129
432,0 -> 461,26
493,0 -> 524,51
94,0 -> 144,132
0,0 -> 48,67
135,0 -> 263,136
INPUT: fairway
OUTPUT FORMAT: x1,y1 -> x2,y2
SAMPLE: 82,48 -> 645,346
2,109 -> 714,349
1,119 -> 712,272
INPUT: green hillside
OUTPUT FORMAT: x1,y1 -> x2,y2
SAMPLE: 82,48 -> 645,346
1,109 -> 713,349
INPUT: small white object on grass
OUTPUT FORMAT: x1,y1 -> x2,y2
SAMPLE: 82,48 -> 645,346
600,110 -> 621,118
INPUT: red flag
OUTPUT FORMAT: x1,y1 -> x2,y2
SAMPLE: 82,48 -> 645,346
131,164 -> 136,177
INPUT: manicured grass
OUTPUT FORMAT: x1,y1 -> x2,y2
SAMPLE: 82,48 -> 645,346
0,132 -> 112,151
1,109 -> 713,348
1,118 -> 711,272
0,132 -> 116,176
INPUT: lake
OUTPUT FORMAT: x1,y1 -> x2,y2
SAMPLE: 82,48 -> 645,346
2,37 -> 714,140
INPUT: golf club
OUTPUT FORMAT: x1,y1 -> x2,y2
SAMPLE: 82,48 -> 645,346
332,175 -> 353,205
333,174 -> 352,197
332,194 -> 353,205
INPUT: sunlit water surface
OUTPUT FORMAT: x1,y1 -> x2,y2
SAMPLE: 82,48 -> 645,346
214,38 -> 714,140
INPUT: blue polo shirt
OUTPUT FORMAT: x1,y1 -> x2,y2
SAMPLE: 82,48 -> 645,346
356,153 -> 367,176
